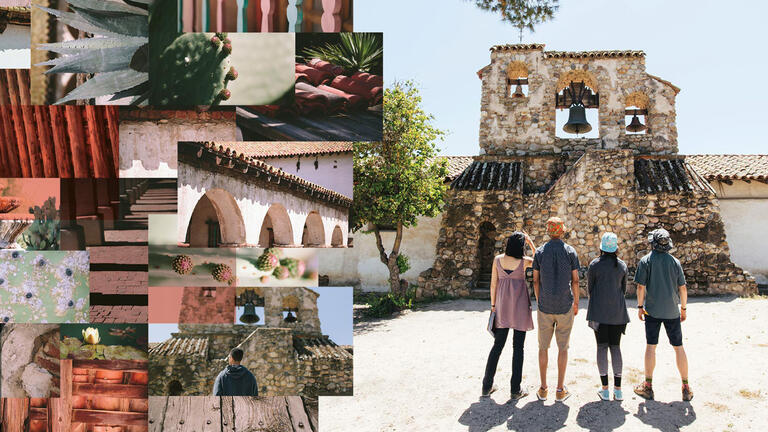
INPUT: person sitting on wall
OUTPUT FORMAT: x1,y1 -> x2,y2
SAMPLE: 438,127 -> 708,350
213,348 -> 259,396
533,217 -> 580,402
633,228 -> 693,402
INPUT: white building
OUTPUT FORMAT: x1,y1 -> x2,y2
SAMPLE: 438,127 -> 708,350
0,4 -> 30,68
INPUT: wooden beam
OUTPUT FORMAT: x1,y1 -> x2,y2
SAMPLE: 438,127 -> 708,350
73,359 -> 149,372
72,409 -> 148,426
84,106 -> 112,178
29,407 -> 47,421
64,106 -> 90,177
148,397 -> 168,432
73,383 -> 148,399
2,398 -> 30,432
34,106 -> 58,177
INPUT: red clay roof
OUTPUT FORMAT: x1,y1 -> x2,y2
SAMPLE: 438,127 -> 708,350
222,142 -> 353,159
686,154 -> 768,181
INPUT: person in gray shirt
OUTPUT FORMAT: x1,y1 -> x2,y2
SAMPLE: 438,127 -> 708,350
633,228 -> 692,402
532,217 -> 580,402
586,232 -> 630,402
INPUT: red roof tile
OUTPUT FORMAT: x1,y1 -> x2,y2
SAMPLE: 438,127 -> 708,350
686,155 -> 768,181
222,142 -> 353,159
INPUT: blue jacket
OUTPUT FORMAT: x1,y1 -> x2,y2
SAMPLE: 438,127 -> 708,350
213,365 -> 259,396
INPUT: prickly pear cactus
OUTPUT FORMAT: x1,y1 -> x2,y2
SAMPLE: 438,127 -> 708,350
171,255 -> 194,275
279,258 -> 305,278
22,197 -> 60,251
255,250 -> 279,272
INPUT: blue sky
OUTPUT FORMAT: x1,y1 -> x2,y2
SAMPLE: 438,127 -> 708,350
357,0 -> 767,155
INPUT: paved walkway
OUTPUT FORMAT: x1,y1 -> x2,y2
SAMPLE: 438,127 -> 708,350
321,296 -> 768,431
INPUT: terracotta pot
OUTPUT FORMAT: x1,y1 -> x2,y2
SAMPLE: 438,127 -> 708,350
29,398 -> 47,408
96,370 -> 124,381
72,396 -> 87,409
92,397 -> 121,411
129,372 -> 148,385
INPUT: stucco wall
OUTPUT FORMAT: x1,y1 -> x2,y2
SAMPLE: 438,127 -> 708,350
119,119 -> 236,178
261,154 -> 353,198
0,25 -> 30,68
322,215 -> 442,291
710,180 -> 768,285
178,162 -> 348,247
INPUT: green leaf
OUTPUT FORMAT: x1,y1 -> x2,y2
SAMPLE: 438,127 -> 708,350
38,44 -> 142,74
33,5 -> 125,37
67,0 -> 149,16
130,43 -> 149,72
70,6 -> 148,37
54,70 -> 148,104
36,37 -> 147,55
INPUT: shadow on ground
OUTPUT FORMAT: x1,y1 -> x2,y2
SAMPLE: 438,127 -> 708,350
576,400 -> 629,431
634,401 -> 696,432
458,397 -> 570,432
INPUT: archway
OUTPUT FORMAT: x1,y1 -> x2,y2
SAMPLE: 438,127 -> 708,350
301,211 -> 325,246
168,380 -> 183,396
185,189 -> 246,247
476,222 -> 497,290
331,225 -> 344,247
259,204 -> 294,247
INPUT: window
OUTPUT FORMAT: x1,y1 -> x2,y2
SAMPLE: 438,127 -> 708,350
556,81 -> 600,139
506,61 -> 529,98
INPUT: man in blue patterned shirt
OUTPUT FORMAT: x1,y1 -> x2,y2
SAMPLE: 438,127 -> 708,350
533,217 -> 581,402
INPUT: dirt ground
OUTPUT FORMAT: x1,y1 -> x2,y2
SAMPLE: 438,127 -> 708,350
321,295 -> 768,431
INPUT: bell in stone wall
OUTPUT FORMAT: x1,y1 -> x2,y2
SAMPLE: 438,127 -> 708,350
626,113 -> 647,133
284,310 -> 297,323
511,83 -> 525,98
240,302 -> 260,324
563,105 -> 592,135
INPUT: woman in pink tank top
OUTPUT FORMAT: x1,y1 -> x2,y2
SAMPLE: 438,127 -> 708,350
482,232 -> 536,400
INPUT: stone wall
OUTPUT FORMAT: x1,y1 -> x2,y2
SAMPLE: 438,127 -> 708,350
478,45 -> 679,156
260,287 -> 322,336
0,324 -> 60,398
238,328 -> 299,396
179,287 -> 235,324
419,149 -> 757,298
298,353 -> 354,397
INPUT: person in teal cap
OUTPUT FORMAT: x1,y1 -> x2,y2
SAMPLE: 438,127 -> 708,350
586,232 -> 629,401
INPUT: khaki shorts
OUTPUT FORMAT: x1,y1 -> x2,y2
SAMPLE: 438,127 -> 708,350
537,310 -> 574,351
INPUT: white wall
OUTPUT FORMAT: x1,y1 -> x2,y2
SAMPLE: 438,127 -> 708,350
711,180 -> 768,285
261,154 -> 353,198
178,163 -> 348,247
0,25 -> 30,68
321,215 -> 442,291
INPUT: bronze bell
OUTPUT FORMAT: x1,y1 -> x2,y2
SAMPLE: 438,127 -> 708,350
239,302 -> 260,324
563,105 -> 592,135
626,113 -> 646,133
511,83 -> 525,98
284,310 -> 297,323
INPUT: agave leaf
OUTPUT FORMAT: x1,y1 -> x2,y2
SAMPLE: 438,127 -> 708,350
67,0 -> 148,16
130,43 -> 149,72
71,6 -> 148,37
34,5 -> 124,37
38,45 -> 140,74
36,37 -> 147,55
55,70 -> 148,105
109,80 -> 149,100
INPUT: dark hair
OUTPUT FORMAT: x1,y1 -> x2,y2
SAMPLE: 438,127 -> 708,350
505,232 -> 526,258
600,250 -> 618,267
230,348 -> 244,362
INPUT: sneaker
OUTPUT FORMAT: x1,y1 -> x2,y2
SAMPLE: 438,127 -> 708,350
510,388 -> 529,401
555,387 -> 571,402
614,388 -> 624,401
597,389 -> 610,401
682,385 -> 694,401
634,383 -> 654,400
481,385 -> 498,397
536,387 -> 548,401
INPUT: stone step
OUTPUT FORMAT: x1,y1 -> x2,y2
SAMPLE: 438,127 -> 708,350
88,245 -> 147,265
89,305 -> 147,323
469,289 -> 491,299
89,271 -> 148,295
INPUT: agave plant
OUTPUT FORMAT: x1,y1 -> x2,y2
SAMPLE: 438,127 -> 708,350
301,33 -> 383,74
35,0 -> 151,105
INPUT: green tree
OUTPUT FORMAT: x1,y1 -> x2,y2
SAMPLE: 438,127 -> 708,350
352,81 -> 448,295
470,0 -> 559,41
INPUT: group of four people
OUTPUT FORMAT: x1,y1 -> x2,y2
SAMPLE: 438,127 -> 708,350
482,217 -> 693,402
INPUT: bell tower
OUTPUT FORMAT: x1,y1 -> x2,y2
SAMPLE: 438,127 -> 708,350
477,44 -> 680,156
235,287 -> 322,336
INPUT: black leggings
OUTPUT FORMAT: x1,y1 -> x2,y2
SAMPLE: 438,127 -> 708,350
483,328 -> 526,394
594,324 -> 625,385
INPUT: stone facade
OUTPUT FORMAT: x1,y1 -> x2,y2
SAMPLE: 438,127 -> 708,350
418,44 -> 756,299
149,288 -> 352,397
179,287 -> 235,324
0,324 -> 60,398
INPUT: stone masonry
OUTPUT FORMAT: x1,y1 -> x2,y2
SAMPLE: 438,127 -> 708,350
418,44 -> 756,299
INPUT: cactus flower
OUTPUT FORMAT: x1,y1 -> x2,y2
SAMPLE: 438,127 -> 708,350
210,36 -> 221,46
218,89 -> 231,100
222,43 -> 232,54
82,327 -> 100,345
226,66 -> 238,81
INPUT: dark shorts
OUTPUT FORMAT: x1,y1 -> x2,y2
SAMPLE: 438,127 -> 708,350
644,315 -> 683,346
594,323 -> 626,346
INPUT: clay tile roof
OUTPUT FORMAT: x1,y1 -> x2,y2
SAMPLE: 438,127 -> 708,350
148,337 -> 208,357
543,50 -> 645,59
647,74 -> 681,95
222,142 -> 353,159
450,161 -> 523,191
490,44 -> 546,52
437,156 -> 475,181
634,157 -> 714,194
183,142 -> 353,206
0,6 -> 31,26
686,154 -> 768,181
294,336 -> 353,360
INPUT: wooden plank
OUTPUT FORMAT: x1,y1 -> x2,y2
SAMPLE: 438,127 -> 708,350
287,0 -> 303,32
201,0 -> 210,30
231,397 -> 292,431
220,396 -> 235,431
29,407 -> 47,421
72,359 -> 149,372
72,409 -> 148,426
104,106 -> 120,175
73,383 -> 148,398
6,70 -> 32,177
64,106 -> 90,177
16,69 -> 44,177
162,397 -> 221,431
84,106 -> 113,178
50,397 -> 72,432
2,398 -> 30,432
260,0 -> 276,31
320,0 -> 341,31
34,106 -> 59,177
147,397 -> 168,432
285,397 -> 315,432
304,398 -> 318,432
49,106 -> 75,177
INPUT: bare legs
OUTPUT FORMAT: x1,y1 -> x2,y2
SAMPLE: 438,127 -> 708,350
538,347 -> 568,390
674,345 -> 688,381
644,344 -> 656,379
644,344 -> 688,381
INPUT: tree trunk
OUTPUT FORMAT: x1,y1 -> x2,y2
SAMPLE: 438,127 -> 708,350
373,224 -> 404,295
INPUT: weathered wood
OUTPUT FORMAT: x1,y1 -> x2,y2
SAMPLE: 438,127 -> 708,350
64,106 -> 90,177
304,397 -> 318,432
73,359 -> 149,372
147,397 -> 168,432
48,106 -> 75,177
49,397 -> 72,432
72,409 -> 147,426
0,103 -> 22,177
84,106 -> 113,178
285,396 -> 314,432
320,0 -> 341,31
162,396 -> 220,431
33,106 -> 59,177
28,407 -> 47,421
73,383 -> 148,399
15,69 -> 44,177
104,106 -> 120,176
2,398 -> 30,432
220,396 -> 235,431
232,397 -> 292,432
5,70 -> 32,177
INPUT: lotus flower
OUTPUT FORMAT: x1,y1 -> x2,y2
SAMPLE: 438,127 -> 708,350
82,327 -> 100,345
